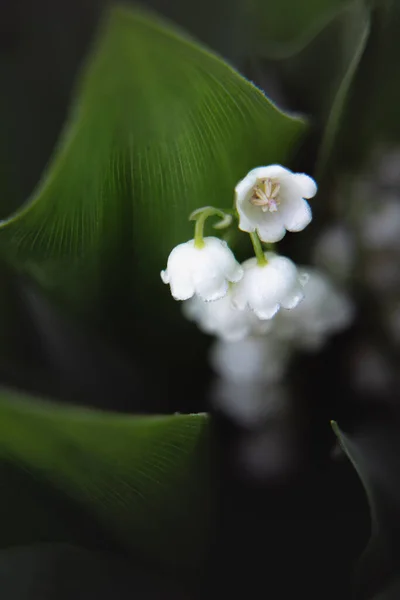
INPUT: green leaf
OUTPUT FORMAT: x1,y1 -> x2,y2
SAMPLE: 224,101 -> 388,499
0,391 -> 212,570
315,1 -> 371,177
255,1 -> 370,178
247,0 -> 355,58
332,415 -> 400,599
339,0 -> 400,163
0,6 -> 306,331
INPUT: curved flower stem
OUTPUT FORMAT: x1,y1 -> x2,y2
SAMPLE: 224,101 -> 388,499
250,232 -> 268,267
190,206 -> 233,249
194,215 -> 207,248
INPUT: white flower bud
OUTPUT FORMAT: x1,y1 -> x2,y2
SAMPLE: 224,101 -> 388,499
161,237 -> 243,301
361,196 -> 400,251
231,252 -> 306,320
275,268 -> 354,350
182,289 -> 272,342
209,336 -> 290,384
235,165 -> 317,243
211,379 -> 288,428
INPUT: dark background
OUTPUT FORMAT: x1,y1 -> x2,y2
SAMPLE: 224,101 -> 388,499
2,1 -> 400,598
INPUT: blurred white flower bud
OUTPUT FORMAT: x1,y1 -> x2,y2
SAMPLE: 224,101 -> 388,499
351,343 -> 394,394
209,336 -> 290,384
361,195 -> 400,252
161,236 -> 242,301
313,224 -> 355,280
376,146 -> 400,187
235,165 -> 316,242
275,268 -> 354,350
182,289 -> 272,342
211,379 -> 288,428
364,252 -> 400,293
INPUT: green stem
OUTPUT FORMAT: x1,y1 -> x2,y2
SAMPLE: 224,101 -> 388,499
194,214 -> 207,249
250,232 -> 267,266
191,206 -> 233,249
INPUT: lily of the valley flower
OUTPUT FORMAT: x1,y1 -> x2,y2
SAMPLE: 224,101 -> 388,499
182,288 -> 272,342
232,252 -> 307,320
235,165 -> 317,242
161,236 -> 243,301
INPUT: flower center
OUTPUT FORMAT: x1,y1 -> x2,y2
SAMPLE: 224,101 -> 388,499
249,177 -> 281,213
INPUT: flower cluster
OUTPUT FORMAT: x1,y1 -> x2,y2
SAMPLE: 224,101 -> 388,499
161,165 -> 353,423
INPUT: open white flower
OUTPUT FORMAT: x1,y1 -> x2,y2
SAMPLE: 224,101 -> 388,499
161,236 -> 243,301
274,268 -> 354,350
232,252 -> 306,320
235,165 -> 317,242
183,289 -> 272,342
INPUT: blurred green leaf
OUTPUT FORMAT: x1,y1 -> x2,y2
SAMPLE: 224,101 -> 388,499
0,6 -> 305,331
248,0 -> 354,58
315,1 -> 370,176
258,1 -> 370,178
333,415 -> 400,599
0,392 -> 212,570
0,544 -> 190,600
339,0 -> 400,164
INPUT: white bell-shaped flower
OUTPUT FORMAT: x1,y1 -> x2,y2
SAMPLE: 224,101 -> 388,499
161,236 -> 243,301
274,268 -> 354,350
210,336 -> 290,384
231,252 -> 306,320
235,165 -> 317,242
182,289 -> 272,342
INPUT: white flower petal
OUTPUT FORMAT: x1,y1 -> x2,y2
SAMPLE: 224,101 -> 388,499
256,214 -> 286,243
195,277 -> 228,302
292,173 -> 318,198
253,303 -> 280,320
280,197 -> 312,232
160,270 -> 169,284
169,276 -> 195,301
227,262 -> 245,283
280,287 -> 304,310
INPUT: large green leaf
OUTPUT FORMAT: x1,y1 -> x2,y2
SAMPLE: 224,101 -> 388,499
0,392 -> 211,570
0,6 -> 305,330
